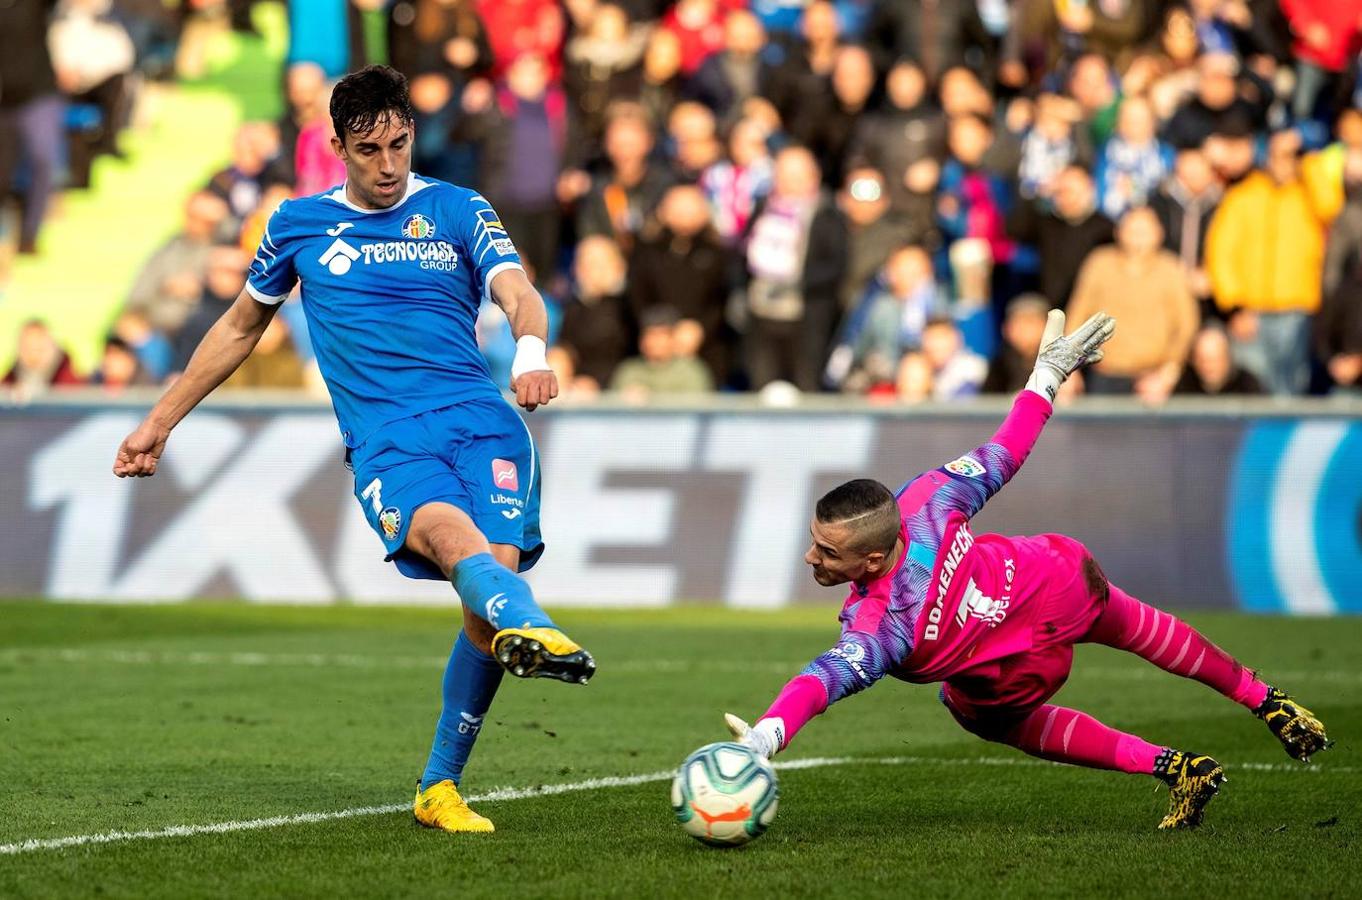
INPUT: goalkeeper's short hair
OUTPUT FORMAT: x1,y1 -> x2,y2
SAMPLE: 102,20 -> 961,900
816,479 -> 899,555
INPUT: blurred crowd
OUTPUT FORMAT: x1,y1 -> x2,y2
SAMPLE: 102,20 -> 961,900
7,0 -> 1362,403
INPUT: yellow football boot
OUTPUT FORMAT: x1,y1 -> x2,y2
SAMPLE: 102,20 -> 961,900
1155,750 -> 1225,830
413,780 -> 495,833
1255,686 -> 1332,763
491,626 -> 596,684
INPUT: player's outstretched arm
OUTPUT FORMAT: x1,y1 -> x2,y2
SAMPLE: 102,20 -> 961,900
490,267 -> 559,412
725,628 -> 901,759
113,289 -> 278,477
928,310 -> 1116,518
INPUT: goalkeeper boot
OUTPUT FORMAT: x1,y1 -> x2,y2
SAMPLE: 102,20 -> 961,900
1155,749 -> 1225,830
492,626 -> 596,685
413,780 -> 494,833
1255,686 -> 1331,763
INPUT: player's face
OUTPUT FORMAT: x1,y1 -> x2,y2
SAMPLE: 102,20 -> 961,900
332,114 -> 414,210
805,519 -> 873,587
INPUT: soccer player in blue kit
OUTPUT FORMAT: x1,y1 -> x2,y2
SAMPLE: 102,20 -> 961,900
113,66 -> 594,833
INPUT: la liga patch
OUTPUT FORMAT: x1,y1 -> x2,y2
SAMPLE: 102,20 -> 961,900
944,456 -> 986,478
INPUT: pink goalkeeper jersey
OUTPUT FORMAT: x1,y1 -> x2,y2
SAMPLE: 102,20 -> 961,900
760,391 -> 1059,749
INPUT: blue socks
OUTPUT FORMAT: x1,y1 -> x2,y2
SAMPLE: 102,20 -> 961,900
420,554 -> 556,789
420,632 -> 504,789
450,552 -> 554,630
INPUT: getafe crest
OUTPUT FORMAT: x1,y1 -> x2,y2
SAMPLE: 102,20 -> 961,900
401,214 -> 435,239
379,506 -> 402,541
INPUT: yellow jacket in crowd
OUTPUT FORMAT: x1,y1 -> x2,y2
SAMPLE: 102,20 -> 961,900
1205,153 -> 1341,315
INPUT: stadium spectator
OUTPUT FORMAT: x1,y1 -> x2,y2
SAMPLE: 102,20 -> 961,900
295,85 -> 348,198
1279,0 -> 1362,123
689,9 -> 770,124
1206,129 -> 1332,394
125,191 -> 231,335
1029,0 -> 1151,70
1323,132 -> 1362,299
742,145 -> 846,391
222,317 -> 307,389
457,52 -> 567,284
207,123 -> 278,225
94,334 -> 155,392
1018,93 -> 1087,203
476,0 -> 565,80
825,244 -> 941,393
1096,96 -> 1172,220
1161,53 -> 1267,150
1174,323 -> 1265,396
48,0 -> 137,188
700,116 -> 773,244
610,305 -> 714,397
1067,206 -> 1199,402
866,0 -> 985,84
629,184 -> 732,383
170,245 -> 249,374
564,3 -> 648,146
667,101 -> 723,180
849,58 -> 945,215
386,0 -> 493,81
109,310 -> 173,382
239,183 -> 294,260
836,166 -> 928,311
116,0 -> 180,79
1011,165 -> 1114,309
1066,54 -> 1121,147
896,315 -> 986,402
4,319 -> 83,400
637,25 -> 685,128
571,102 -> 673,251
659,0 -> 733,77
285,0 -> 366,79
408,71 -> 471,186
1315,244 -> 1362,394
1149,148 -> 1223,315
0,0 -> 64,255
982,293 -> 1050,394
551,235 -> 634,393
809,44 -> 877,184
938,114 -> 1017,282
763,0 -> 843,153
275,63 -> 326,186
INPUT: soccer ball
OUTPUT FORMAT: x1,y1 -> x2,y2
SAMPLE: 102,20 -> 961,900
671,741 -> 779,847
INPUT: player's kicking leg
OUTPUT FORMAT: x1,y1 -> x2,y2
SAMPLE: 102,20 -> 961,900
406,503 -> 595,834
1084,583 -> 1331,763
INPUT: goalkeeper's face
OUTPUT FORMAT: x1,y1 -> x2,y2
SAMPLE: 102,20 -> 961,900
333,113 -> 414,210
805,518 -> 886,587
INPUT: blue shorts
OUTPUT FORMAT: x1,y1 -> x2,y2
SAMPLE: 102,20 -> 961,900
347,397 -> 544,580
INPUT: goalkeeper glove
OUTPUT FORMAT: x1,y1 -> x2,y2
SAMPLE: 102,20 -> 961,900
1025,309 -> 1117,402
724,713 -> 784,760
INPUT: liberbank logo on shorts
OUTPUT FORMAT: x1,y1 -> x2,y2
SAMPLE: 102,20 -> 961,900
317,219 -> 458,276
490,458 -> 523,519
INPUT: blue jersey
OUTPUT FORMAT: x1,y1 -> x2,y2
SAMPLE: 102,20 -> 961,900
246,172 -> 524,447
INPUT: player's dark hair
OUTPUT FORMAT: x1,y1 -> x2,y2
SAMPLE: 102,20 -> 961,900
330,65 -> 414,147
816,479 -> 899,554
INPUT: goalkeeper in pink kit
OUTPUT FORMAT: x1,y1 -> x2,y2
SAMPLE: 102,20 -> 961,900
726,310 -> 1331,829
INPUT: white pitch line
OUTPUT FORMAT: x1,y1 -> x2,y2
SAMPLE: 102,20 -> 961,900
6,647 -> 1361,685
0,754 -> 1353,857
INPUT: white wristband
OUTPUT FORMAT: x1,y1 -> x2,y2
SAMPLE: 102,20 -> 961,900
510,335 -> 550,379
1024,366 -> 1062,403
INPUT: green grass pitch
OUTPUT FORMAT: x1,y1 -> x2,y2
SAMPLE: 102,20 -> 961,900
1,602 -> 1358,898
